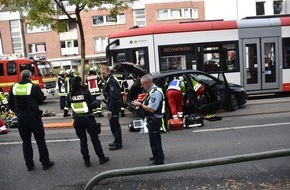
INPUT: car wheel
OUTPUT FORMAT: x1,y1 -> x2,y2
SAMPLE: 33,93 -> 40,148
228,94 -> 238,111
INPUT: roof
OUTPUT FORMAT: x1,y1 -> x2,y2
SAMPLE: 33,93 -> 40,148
108,16 -> 290,39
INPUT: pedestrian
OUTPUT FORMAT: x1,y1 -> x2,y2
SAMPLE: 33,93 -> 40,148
166,76 -> 186,119
8,69 -> 54,171
134,74 -> 165,165
100,65 -> 122,151
66,76 -> 109,167
57,70 -> 66,110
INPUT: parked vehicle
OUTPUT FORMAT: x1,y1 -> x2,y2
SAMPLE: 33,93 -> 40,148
0,57 -> 56,100
112,63 -> 247,117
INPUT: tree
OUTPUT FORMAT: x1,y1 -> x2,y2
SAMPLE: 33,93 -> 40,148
1,0 -> 136,83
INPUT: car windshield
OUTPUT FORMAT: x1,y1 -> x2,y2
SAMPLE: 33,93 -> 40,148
36,61 -> 54,76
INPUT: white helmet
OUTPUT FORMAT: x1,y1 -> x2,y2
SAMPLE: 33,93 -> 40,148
65,69 -> 71,74
59,70 -> 64,75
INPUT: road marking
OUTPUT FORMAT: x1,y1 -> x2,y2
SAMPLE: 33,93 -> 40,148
0,138 -> 80,145
1,122 -> 289,145
192,122 -> 290,133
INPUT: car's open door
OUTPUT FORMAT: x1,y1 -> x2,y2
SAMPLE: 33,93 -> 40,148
217,72 -> 228,108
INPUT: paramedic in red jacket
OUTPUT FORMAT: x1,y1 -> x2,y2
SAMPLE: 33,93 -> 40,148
166,77 -> 186,119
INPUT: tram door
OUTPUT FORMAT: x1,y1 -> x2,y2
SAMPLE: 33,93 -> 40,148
242,38 -> 279,91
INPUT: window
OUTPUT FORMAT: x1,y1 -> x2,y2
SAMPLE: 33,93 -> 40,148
94,37 -> 108,52
26,24 -> 51,33
171,9 -> 181,18
159,45 -> 195,71
92,14 -> 125,26
10,20 -> 24,56
7,61 -> 17,76
157,8 -> 198,20
134,9 -> 146,26
274,1 -> 282,14
202,43 -> 239,73
29,43 -> 46,53
256,1 -> 265,15
283,38 -> 290,68
68,21 -> 77,31
60,40 -> 78,48
0,63 -> 4,76
157,10 -> 169,20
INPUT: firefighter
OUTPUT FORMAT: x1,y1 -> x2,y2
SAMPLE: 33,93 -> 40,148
166,76 -> 186,119
57,70 -> 66,110
115,74 -> 128,117
0,92 -> 8,111
85,67 -> 104,117
63,69 -> 75,117
190,76 -> 205,98
66,76 -> 109,167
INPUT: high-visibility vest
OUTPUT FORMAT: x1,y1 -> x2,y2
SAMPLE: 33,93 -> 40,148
12,83 -> 33,96
71,96 -> 89,114
167,79 -> 186,93
86,75 -> 100,94
0,93 -> 8,105
144,87 -> 165,115
191,78 -> 201,92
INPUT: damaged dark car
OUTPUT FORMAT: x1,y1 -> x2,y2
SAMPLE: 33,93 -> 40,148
112,63 -> 247,117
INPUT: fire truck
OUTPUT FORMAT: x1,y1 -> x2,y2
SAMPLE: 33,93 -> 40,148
0,56 -> 56,100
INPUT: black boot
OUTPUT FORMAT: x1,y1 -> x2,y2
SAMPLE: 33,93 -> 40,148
121,110 -> 126,117
63,109 -> 71,117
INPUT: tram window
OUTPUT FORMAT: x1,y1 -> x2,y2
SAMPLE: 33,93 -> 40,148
282,38 -> 290,68
160,56 -> 184,71
159,45 -> 195,71
0,63 -> 4,76
202,43 -> 238,73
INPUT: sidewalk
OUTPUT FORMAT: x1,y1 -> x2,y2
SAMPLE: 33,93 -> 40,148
42,111 -> 139,128
42,97 -> 290,128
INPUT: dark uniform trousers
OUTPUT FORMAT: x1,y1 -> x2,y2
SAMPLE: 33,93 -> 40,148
74,115 -> 105,162
17,112 -> 50,167
109,102 -> 122,146
147,117 -> 164,164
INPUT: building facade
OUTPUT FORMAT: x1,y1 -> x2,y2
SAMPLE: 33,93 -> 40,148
0,0 -> 289,70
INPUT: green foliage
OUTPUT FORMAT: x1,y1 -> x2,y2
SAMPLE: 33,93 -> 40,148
2,0 -> 136,30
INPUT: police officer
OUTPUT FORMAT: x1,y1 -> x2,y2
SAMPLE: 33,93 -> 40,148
100,65 -> 122,151
66,76 -> 109,167
85,68 -> 104,117
57,70 -> 66,110
8,69 -> 54,171
134,74 -> 165,165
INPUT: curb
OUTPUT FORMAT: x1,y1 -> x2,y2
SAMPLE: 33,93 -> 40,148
43,121 -> 132,128
44,122 -> 73,128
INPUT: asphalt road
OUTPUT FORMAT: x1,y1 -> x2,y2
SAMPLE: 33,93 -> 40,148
0,96 -> 290,190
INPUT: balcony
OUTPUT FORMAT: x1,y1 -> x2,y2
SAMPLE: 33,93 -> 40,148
59,30 -> 78,41
61,47 -> 79,56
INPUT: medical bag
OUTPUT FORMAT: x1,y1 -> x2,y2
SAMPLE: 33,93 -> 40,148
184,114 -> 204,128
168,118 -> 183,130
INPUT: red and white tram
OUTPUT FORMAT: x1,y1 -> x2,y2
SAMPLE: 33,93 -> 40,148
107,15 -> 290,95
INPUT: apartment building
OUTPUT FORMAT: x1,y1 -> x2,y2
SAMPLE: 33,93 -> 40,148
0,0 -> 204,70
0,0 -> 288,70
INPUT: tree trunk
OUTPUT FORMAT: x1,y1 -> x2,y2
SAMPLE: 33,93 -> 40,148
76,9 -> 86,85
